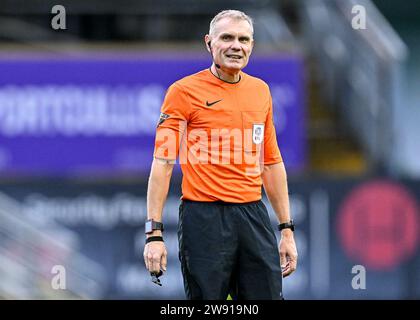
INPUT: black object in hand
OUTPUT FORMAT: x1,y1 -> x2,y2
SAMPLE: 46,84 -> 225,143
150,270 -> 163,286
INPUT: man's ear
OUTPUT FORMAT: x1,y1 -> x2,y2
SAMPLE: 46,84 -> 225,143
204,34 -> 211,52
249,38 -> 255,53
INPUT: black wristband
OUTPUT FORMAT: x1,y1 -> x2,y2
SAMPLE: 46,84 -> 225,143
145,236 -> 164,244
278,220 -> 295,232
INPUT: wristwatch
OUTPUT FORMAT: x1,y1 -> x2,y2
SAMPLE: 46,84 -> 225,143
145,219 -> 164,234
278,220 -> 295,232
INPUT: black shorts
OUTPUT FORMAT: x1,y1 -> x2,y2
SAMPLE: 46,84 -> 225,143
178,199 -> 283,300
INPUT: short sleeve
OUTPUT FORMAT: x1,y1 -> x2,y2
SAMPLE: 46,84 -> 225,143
263,94 -> 283,165
153,83 -> 191,160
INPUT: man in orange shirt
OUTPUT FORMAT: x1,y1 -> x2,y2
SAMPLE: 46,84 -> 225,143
143,10 -> 298,299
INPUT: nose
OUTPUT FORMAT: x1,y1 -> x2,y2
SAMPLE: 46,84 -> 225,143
230,38 -> 242,51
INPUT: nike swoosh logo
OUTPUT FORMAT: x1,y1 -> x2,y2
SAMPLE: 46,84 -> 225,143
206,99 -> 222,107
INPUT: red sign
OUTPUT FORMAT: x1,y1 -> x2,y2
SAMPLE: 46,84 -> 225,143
337,180 -> 419,271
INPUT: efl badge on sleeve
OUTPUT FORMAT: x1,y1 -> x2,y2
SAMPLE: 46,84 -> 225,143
157,113 -> 170,127
252,124 -> 264,144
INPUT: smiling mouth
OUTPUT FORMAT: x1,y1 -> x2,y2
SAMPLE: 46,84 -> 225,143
226,54 -> 242,59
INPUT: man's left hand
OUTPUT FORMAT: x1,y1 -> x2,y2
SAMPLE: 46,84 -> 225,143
279,229 -> 298,277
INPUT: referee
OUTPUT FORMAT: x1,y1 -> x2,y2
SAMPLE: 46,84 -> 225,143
143,10 -> 298,300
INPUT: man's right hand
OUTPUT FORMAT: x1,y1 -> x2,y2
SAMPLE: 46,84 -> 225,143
144,240 -> 167,274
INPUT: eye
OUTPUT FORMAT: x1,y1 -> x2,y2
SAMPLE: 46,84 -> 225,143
222,34 -> 232,41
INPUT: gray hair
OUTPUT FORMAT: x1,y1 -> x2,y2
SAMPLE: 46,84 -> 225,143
209,10 -> 254,36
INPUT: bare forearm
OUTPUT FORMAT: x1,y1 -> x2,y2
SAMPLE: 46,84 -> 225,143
262,162 -> 291,224
263,162 -> 297,275
146,158 -> 174,235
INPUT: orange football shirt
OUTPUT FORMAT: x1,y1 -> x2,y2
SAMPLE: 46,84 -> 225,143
154,69 -> 282,203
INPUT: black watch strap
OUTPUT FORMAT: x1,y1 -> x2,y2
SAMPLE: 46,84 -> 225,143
145,219 -> 164,234
278,220 -> 295,232
145,236 -> 164,244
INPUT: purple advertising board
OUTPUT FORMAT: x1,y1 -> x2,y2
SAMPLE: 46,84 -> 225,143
0,54 -> 305,177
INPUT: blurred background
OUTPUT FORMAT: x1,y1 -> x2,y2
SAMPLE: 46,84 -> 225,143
0,0 -> 419,299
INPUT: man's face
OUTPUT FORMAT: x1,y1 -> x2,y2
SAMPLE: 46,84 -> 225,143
207,17 -> 254,72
